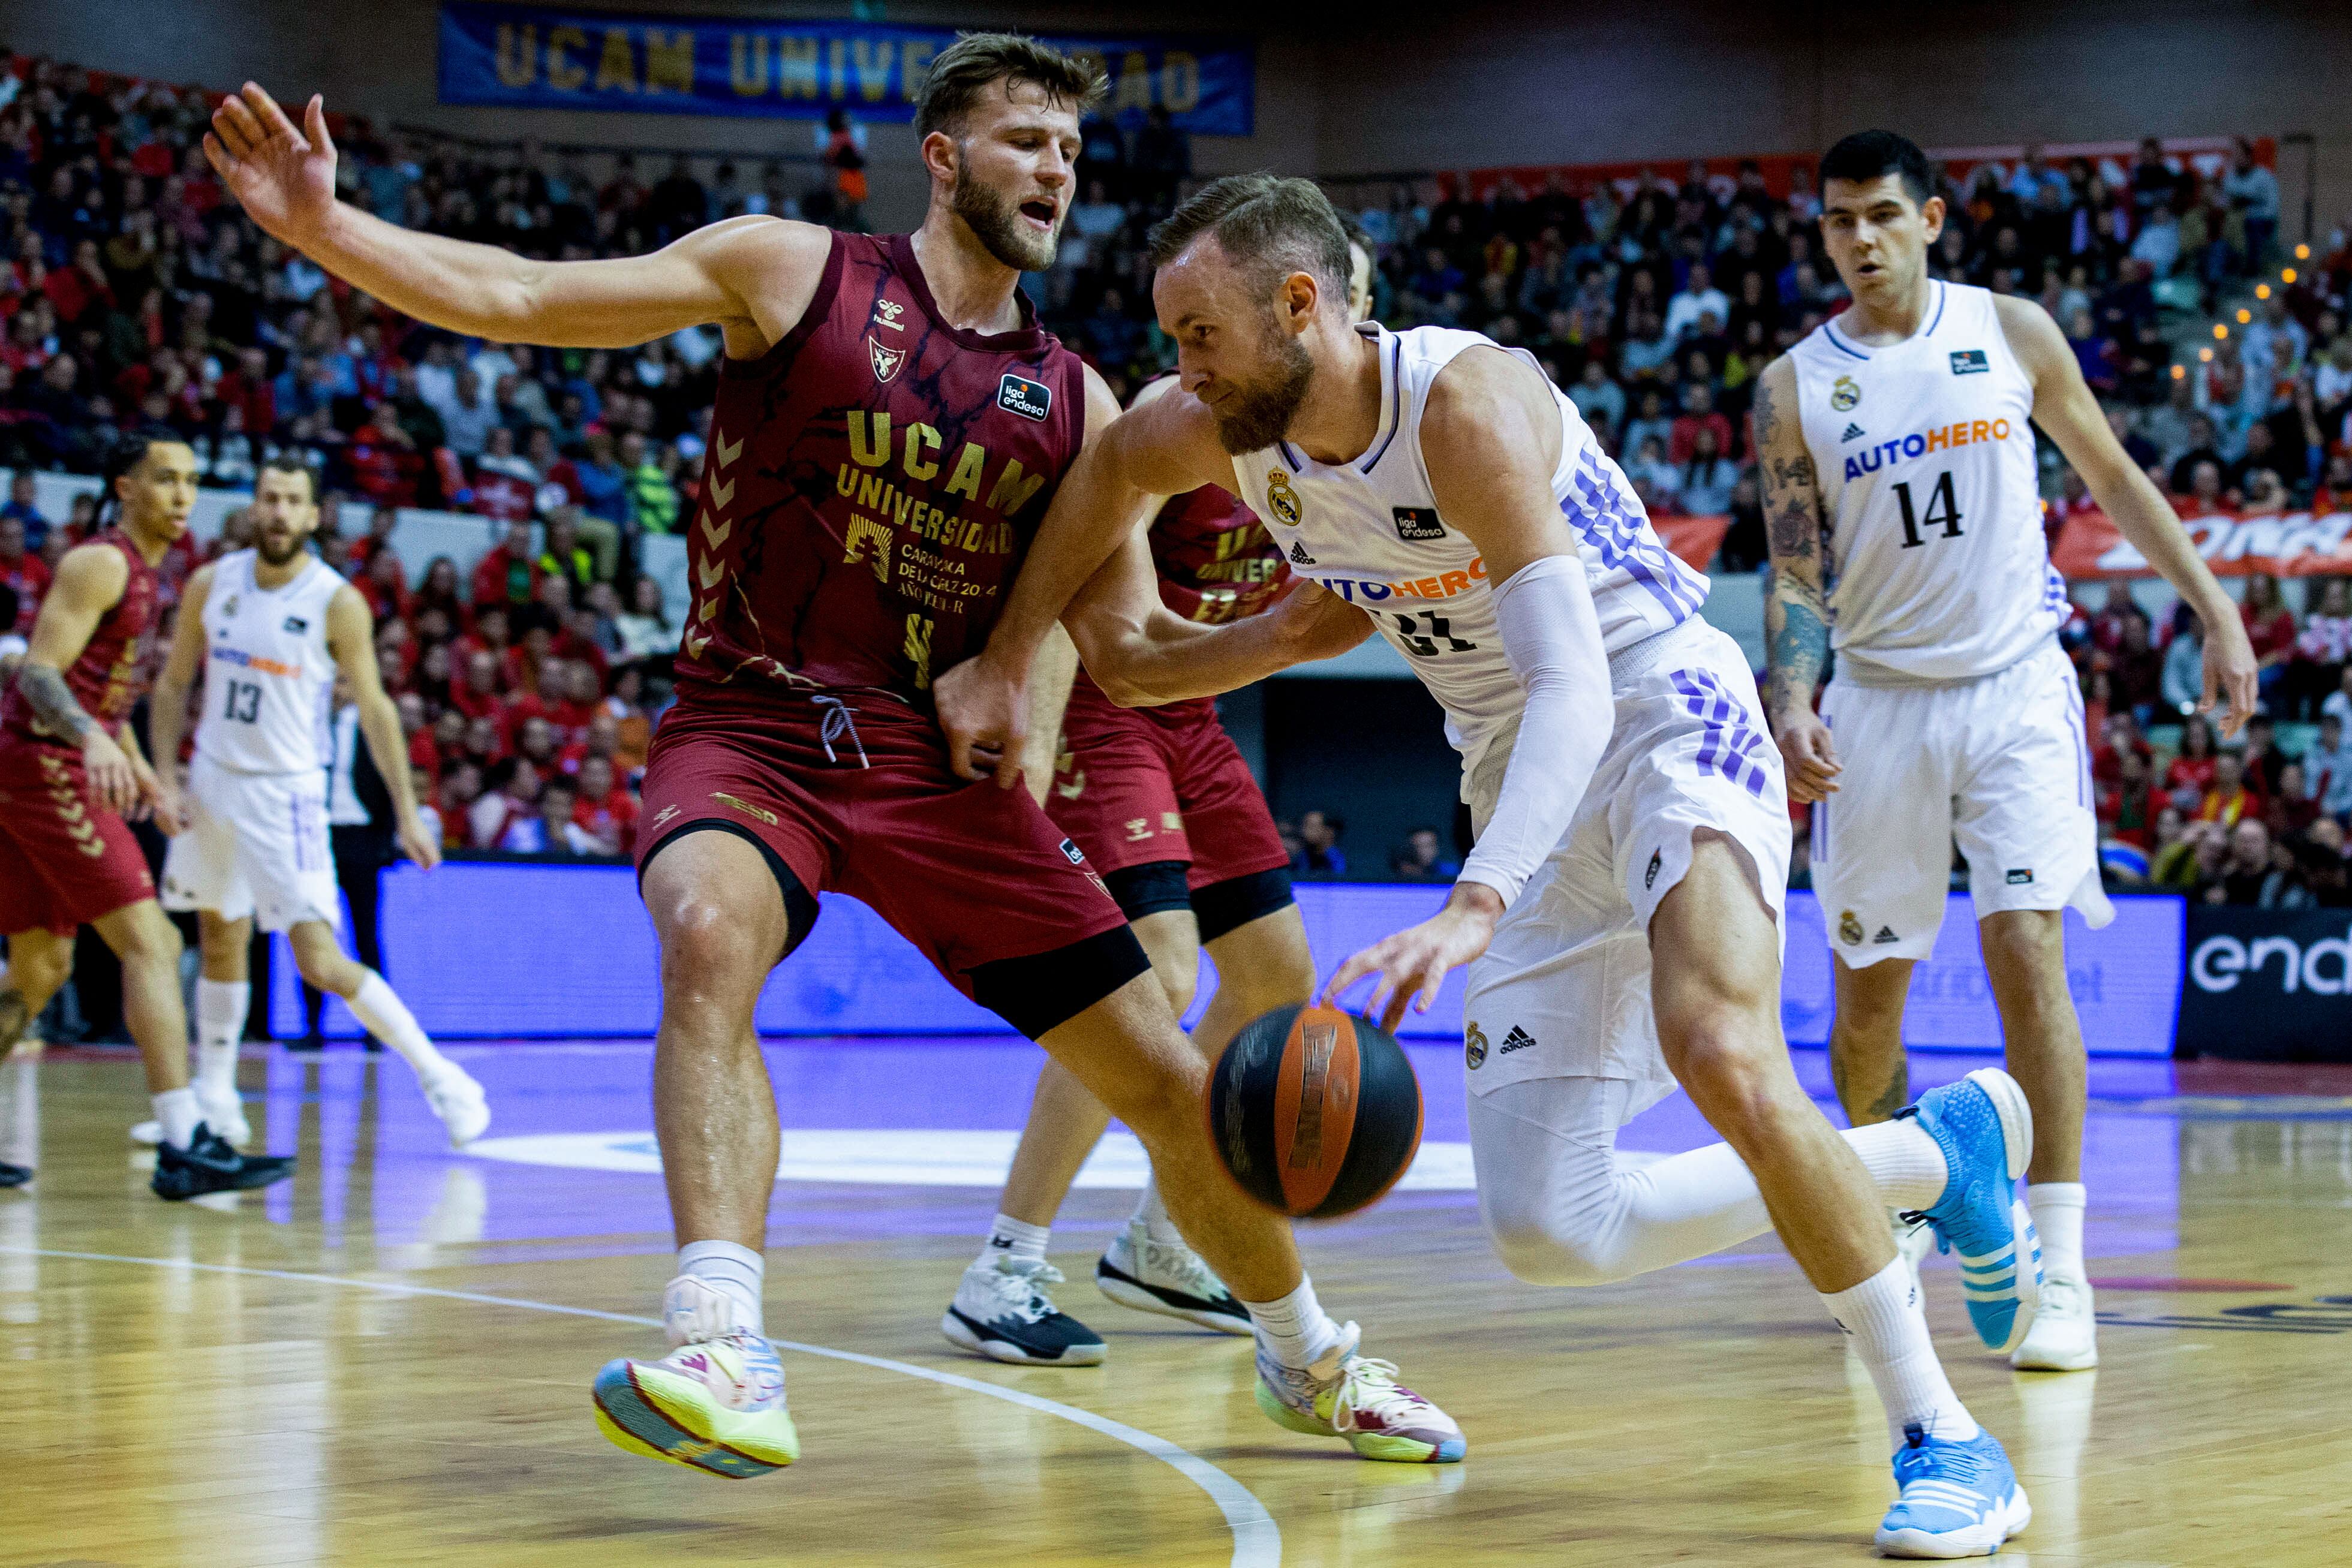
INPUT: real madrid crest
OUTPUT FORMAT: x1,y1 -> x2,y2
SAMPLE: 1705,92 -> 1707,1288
1264,469 -> 1301,526
868,337 -> 907,384
1464,1021 -> 1488,1070
1839,908 -> 1865,946
1830,374 -> 1861,412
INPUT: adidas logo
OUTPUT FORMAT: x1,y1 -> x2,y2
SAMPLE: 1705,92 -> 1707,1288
1872,926 -> 1900,944
1840,422 -> 1866,443
1287,540 -> 1316,565
1498,1025 -> 1538,1055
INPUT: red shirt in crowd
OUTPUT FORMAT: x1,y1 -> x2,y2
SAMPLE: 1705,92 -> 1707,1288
2165,754 -> 2219,795
1,548 -> 49,632
573,785 -> 640,854
2242,603 -> 2299,663
471,543 -> 539,608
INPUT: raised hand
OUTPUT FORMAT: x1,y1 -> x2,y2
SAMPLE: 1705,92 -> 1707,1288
204,84 -> 339,249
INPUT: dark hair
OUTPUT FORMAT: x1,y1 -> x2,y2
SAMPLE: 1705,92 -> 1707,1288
912,33 -> 1105,141
1147,173 -> 1354,305
1339,213 -> 1373,260
97,431 -> 170,528
1820,130 -> 1933,206
258,454 -> 317,502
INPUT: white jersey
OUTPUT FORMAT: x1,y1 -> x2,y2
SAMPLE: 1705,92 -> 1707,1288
193,549 -> 344,776
1231,323 -> 1706,774
1791,280 -> 2065,686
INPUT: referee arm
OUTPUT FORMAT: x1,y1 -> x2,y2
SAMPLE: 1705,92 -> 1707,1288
1755,354 -> 1841,803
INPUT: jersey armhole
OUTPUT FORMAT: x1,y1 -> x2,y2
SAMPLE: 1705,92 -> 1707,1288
719,229 -> 847,381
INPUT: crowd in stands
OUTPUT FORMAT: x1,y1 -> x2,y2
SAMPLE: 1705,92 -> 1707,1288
2,44 -> 2351,887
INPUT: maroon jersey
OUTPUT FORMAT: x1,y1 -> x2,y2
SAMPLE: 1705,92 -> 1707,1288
1148,481 -> 1290,624
675,232 -> 1085,705
0,530 -> 158,748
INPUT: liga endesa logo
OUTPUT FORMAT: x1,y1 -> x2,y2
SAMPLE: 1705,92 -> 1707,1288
2065,507 -> 2352,577
2189,923 -> 2352,997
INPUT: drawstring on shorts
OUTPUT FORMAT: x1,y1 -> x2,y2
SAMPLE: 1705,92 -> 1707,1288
811,695 -> 870,768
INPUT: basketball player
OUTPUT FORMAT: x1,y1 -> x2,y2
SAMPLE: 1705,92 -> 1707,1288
142,457 -> 488,1150
942,234 -> 1376,1367
1763,131 -> 2258,1376
0,434 -> 296,1199
937,174 -> 2040,1555
207,36 -> 1458,1473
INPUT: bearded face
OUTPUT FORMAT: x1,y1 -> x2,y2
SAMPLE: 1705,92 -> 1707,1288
1208,318 -> 1315,455
952,155 -> 1062,274
255,520 -> 308,567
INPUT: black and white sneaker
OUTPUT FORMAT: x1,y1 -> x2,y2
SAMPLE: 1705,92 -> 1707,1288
151,1123 -> 297,1201
0,1160 -> 29,1188
1096,1220 -> 1253,1335
941,1255 -> 1106,1366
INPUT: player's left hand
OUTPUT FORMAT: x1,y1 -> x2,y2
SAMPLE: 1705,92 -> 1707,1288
2201,613 -> 2260,738
933,651 -> 1027,788
128,755 -> 182,836
398,812 -> 443,871
1322,882 -> 1504,1033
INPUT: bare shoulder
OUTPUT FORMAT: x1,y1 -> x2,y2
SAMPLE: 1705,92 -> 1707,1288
1990,293 -> 2069,372
181,559 -> 216,609
52,538 -> 131,604
1107,380 -> 1229,495
682,216 -> 836,346
1423,344 -> 1559,475
1125,372 -> 1180,413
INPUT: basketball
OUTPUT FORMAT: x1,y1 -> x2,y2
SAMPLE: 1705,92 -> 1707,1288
1207,1004 -> 1423,1218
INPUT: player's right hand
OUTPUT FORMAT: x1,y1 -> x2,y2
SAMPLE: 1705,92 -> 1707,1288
204,84 -> 338,249
398,812 -> 443,872
81,728 -> 138,816
933,652 -> 1028,789
147,779 -> 186,838
1773,708 -> 1842,804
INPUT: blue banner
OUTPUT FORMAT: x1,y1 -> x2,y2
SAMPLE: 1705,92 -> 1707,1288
437,2 -> 1254,134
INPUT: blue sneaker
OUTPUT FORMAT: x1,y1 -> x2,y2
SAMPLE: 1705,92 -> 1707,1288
1876,1423 -> 2031,1558
1901,1067 -> 2041,1353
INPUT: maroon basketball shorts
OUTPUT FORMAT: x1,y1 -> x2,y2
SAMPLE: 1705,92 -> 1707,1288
1051,678 -> 1294,943
0,740 -> 158,936
635,690 -> 1147,1039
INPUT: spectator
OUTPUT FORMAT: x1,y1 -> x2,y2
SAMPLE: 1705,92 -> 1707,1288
572,753 -> 639,855
1293,809 -> 1347,878
1670,425 -> 1742,514
619,431 -> 679,533
1,468 -> 49,549
427,366 -> 500,459
2222,139 -> 2279,274
1568,359 -> 1626,439
2199,817 -> 2275,905
2239,572 -> 2299,709
616,574 -> 679,660
2290,578 -> 2352,718
2239,712 -> 2290,799
2306,712 -> 2352,822
0,513 -> 48,633
2327,666 -> 2352,730
473,518 -> 540,609
2159,610 -> 2206,717
472,757 -> 541,848
1388,826 -> 1460,882
2164,712 -> 2220,801
2195,751 -> 2260,828
1662,261 -> 1728,342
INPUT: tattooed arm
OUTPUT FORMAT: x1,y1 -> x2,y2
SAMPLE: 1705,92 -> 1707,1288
15,541 -> 143,815
1755,355 -> 1842,804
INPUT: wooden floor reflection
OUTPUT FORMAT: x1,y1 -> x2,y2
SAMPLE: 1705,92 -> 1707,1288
4,1040 -> 2350,1566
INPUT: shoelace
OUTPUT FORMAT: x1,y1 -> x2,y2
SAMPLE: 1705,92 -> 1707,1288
997,1260 -> 1066,1322
1894,1209 -> 1951,1259
1334,1357 -> 1424,1421
1894,1429 -> 1989,1488
811,694 -> 870,768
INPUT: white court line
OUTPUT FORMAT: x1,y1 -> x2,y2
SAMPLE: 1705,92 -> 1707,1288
0,1244 -> 1282,1568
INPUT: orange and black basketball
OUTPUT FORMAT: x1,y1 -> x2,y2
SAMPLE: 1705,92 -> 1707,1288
1207,1005 -> 1422,1219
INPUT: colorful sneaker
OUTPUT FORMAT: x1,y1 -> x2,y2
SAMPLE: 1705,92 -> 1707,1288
592,1280 -> 797,1479
1254,1322 -> 1464,1463
421,1064 -> 491,1148
2010,1275 -> 2098,1371
1096,1221 -> 1252,1335
1901,1069 -> 2041,1353
1876,1422 -> 2031,1558
150,1124 -> 296,1200
132,1079 -> 249,1148
942,1255 -> 1105,1366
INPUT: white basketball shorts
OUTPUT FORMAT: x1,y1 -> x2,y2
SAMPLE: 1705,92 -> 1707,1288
1460,617 -> 1793,1121
1809,637 -> 2113,969
161,753 -> 341,933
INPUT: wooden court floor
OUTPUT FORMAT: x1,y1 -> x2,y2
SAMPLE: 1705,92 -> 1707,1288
4,1037 -> 2350,1566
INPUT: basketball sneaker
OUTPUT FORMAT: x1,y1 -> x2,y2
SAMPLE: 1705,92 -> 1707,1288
131,1079 -> 249,1148
592,1283 -> 798,1480
1095,1220 -> 1252,1335
2010,1275 -> 2098,1371
942,1255 -> 1105,1365
1893,1210 -> 1935,1293
150,1124 -> 297,1200
1900,1069 -> 2041,1354
1254,1321 -> 1465,1463
1875,1422 -> 2032,1558
420,1064 -> 491,1148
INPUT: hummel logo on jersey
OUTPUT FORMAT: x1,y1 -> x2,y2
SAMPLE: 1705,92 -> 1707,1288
872,299 -> 905,332
1873,926 -> 1900,944
998,372 -> 1053,422
2006,868 -> 2034,884
1840,422 -> 1866,443
1498,1025 -> 1538,1055
1392,507 -> 1445,541
282,616 -> 308,634
1288,540 -> 1317,565
1950,349 -> 1990,375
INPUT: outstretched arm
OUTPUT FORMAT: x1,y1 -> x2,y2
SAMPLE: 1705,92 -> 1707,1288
1996,294 -> 2257,734
16,541 -> 142,815
206,84 -> 829,352
1756,355 -> 1841,803
327,585 -> 441,870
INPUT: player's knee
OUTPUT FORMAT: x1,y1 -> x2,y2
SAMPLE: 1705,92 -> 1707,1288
1154,966 -> 1198,1022
654,896 -> 774,989
14,943 -> 72,1004
1484,1202 -> 1623,1288
1099,1046 -> 1208,1142
1661,1014 -> 1785,1142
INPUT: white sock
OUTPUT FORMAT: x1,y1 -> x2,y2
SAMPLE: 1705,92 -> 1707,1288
1848,1118 -> 1948,1212
195,979 -> 248,1095
1242,1274 -> 1345,1371
675,1239 -> 764,1337
1823,1257 -> 1978,1448
2028,1182 -> 2088,1281
345,971 -> 449,1078
152,1087 -> 201,1150
1131,1176 -> 1184,1246
983,1212 -> 1049,1268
